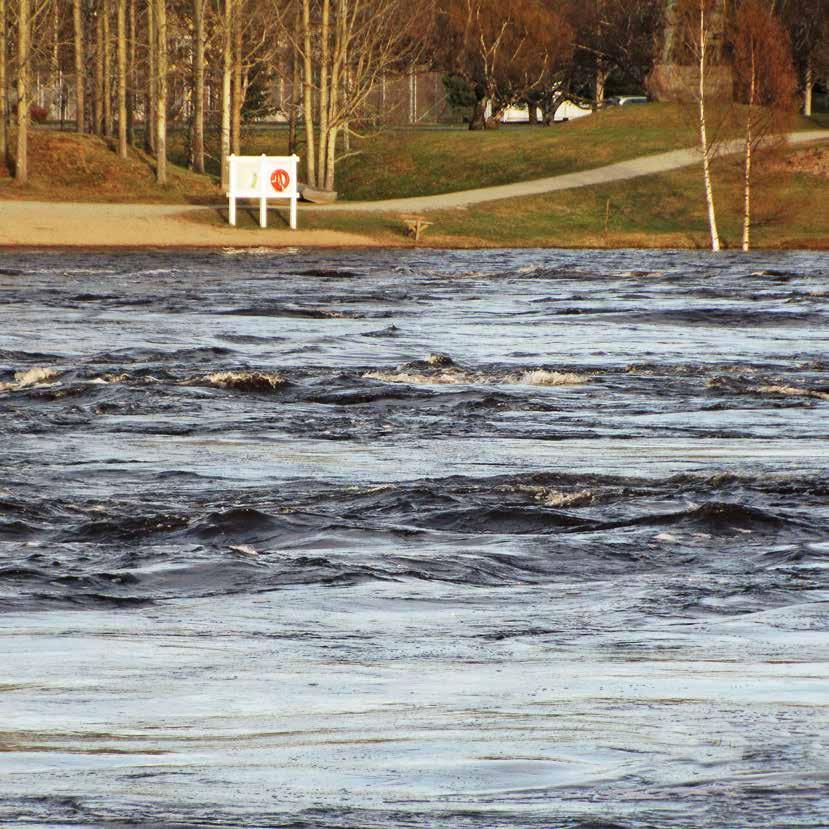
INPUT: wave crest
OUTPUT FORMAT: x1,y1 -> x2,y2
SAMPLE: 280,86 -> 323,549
197,371 -> 286,392
0,367 -> 60,391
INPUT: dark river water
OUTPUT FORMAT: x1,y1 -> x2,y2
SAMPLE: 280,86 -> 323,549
0,248 -> 827,828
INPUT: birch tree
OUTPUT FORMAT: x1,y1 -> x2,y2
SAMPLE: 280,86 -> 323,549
219,0 -> 232,189
155,0 -> 166,182
103,0 -> 112,135
72,0 -> 84,131
145,0 -> 155,151
731,0 -> 796,250
15,0 -> 31,182
673,0 -> 726,251
1,0 -> 7,166
281,0 -> 431,192
117,0 -> 127,156
191,0 -> 205,171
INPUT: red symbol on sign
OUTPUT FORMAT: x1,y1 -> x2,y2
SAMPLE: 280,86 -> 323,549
270,169 -> 290,192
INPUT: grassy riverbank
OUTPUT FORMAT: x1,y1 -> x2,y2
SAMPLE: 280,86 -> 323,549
209,142 -> 828,249
1,105 -> 826,249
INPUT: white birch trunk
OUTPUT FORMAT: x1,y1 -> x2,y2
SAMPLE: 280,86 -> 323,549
117,0 -> 128,157
0,0 -> 7,163
742,51 -> 756,253
220,0 -> 232,190
192,0 -> 205,172
698,0 -> 720,252
72,0 -> 85,133
155,0 -> 167,184
103,0 -> 112,136
15,0 -> 30,183
803,60 -> 812,117
301,0 -> 317,188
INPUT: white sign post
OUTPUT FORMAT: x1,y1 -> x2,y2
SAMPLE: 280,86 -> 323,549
227,154 -> 300,230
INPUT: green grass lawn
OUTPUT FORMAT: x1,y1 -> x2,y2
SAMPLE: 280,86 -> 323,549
192,104 -> 699,200
170,103 -> 824,202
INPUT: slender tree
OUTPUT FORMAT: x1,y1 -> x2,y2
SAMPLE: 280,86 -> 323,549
731,0 -> 796,250
72,0 -> 85,132
0,0 -> 7,165
16,0 -> 31,182
117,0 -> 127,155
155,0 -> 166,182
191,0 -> 204,171
145,0 -> 155,151
94,5 -> 104,132
672,0 -> 724,251
220,0 -> 232,189
127,0 -> 135,143
103,0 -> 113,135
231,0 -> 242,154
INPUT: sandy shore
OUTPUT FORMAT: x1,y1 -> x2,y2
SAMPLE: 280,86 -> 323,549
0,200 -> 379,248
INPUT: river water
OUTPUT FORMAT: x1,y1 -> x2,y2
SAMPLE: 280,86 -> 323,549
0,248 -> 827,828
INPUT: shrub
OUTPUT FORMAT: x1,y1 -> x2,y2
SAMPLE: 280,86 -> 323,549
30,104 -> 48,124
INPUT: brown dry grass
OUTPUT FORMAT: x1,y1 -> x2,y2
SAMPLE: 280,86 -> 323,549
0,129 -> 220,203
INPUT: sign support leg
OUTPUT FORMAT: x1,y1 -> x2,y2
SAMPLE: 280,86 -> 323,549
290,197 -> 297,230
229,196 -> 236,227
259,198 -> 267,229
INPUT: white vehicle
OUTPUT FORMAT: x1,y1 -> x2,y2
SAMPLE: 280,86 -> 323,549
606,96 -> 649,107
490,99 -> 593,124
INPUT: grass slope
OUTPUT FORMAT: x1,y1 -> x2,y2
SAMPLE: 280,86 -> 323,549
290,143 -> 828,249
0,130 -> 220,203
179,103 -> 822,201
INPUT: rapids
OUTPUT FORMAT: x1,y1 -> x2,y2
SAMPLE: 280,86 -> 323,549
0,248 -> 827,827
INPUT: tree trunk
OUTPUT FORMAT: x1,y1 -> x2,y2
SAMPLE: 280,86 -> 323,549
95,10 -> 104,134
594,65 -> 608,109
315,0 -> 330,188
145,0 -> 156,152
220,0 -> 232,190
191,0 -> 205,172
117,0 -> 127,157
803,59 -> 813,117
72,0 -> 85,133
127,0 -> 136,144
742,111 -> 752,252
0,0 -> 7,165
468,96 -> 487,130
301,0 -> 316,187
51,0 -> 60,122
527,99 -> 537,125
103,0 -> 113,136
231,9 -> 242,156
155,0 -> 166,183
288,16 -> 299,156
698,0 -> 720,252
15,0 -> 29,183
742,51 -> 756,253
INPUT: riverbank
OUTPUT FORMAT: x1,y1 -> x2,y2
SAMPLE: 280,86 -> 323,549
1,124 -> 826,250
0,201 -> 379,248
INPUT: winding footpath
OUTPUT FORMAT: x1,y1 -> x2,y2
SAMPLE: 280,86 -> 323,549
315,130 -> 829,212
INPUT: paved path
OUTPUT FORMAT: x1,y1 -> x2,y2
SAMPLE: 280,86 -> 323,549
310,130 -> 829,213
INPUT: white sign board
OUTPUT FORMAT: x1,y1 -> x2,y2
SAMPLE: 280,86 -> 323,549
227,154 -> 299,230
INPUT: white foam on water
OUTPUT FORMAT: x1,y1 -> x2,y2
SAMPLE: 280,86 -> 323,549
756,384 -> 829,401
513,369 -> 590,386
197,371 -> 286,392
0,367 -> 60,391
